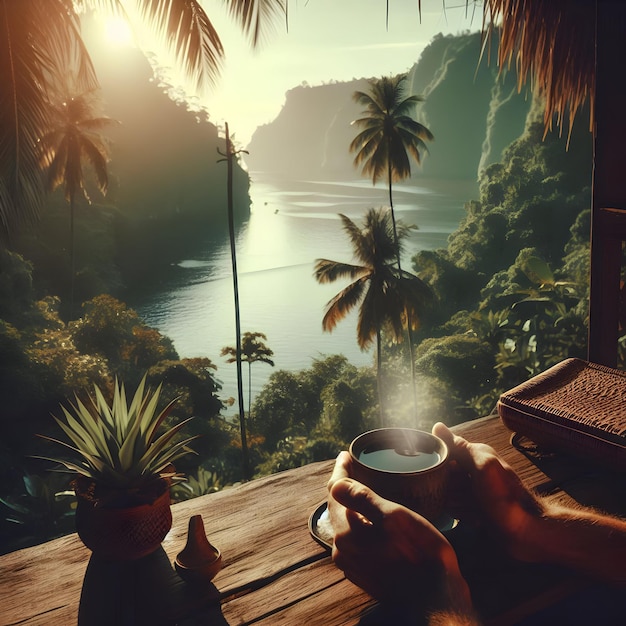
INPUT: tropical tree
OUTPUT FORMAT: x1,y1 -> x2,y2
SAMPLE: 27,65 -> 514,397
221,331 -> 275,421
0,0 -> 286,238
350,73 -> 433,268
350,73 -> 433,418
40,91 -> 114,315
314,207 -> 433,425
218,121 -> 256,479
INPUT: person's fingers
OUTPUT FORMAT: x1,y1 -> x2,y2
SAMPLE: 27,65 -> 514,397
327,451 -> 352,491
330,477 -> 387,526
432,422 -> 464,453
433,422 -> 472,467
433,421 -> 497,473
432,422 -> 451,439
345,507 -> 374,527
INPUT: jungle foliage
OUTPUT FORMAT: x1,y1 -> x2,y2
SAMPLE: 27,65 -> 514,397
410,113 -> 592,422
0,100 -> 593,555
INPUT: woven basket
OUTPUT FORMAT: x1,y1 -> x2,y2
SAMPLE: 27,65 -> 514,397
74,477 -> 172,561
497,358 -> 626,472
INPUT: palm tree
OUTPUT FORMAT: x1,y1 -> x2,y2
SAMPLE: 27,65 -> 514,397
218,121 -> 251,479
350,73 -> 433,269
0,0 -> 286,238
350,73 -> 433,420
0,0 -> 94,237
221,331 -> 275,420
314,207 -> 433,425
40,91 -> 115,315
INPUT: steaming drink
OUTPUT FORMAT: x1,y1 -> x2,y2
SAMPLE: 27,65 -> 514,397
349,428 -> 450,521
358,447 -> 441,472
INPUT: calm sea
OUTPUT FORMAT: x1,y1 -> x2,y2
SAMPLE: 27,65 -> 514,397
133,173 -> 477,413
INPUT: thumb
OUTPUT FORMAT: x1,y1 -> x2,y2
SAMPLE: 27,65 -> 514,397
330,477 -> 387,526
433,421 -> 477,471
432,421 -> 456,448
433,421 -> 506,477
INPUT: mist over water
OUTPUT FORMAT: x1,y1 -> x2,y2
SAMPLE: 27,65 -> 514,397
133,174 -> 477,414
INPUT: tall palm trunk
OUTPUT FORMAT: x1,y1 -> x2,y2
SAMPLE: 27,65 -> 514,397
387,153 -> 400,269
386,146 -> 419,427
376,327 -> 385,426
224,122 -> 250,480
69,197 -> 76,318
248,360 -> 252,421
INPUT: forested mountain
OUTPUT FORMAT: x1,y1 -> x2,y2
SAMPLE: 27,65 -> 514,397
246,32 -> 531,181
86,22 -> 251,229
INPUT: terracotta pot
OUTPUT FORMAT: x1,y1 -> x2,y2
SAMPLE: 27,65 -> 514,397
73,477 -> 172,561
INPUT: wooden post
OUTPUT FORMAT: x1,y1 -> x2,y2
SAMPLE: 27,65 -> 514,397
588,2 -> 626,366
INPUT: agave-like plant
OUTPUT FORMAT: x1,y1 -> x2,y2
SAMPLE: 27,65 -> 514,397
36,375 -> 198,492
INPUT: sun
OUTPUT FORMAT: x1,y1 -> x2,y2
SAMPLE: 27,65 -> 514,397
103,16 -> 134,47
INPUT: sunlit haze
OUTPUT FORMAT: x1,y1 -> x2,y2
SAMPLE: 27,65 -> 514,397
93,1 -> 481,146
102,15 -> 134,47
202,1 -> 480,144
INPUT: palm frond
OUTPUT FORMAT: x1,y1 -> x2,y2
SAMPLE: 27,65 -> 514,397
351,133 -> 388,184
314,258 -> 367,284
393,94 -> 424,117
397,116 -> 433,140
352,90 -> 383,116
316,203 -> 430,365
339,212 -> 383,265
356,287 -> 381,350
395,219 -> 417,242
394,272 -> 436,332
350,73 -> 432,186
225,0 -> 287,48
135,0 -> 224,89
361,208 -> 401,265
80,137 -> 109,195
0,0 -> 93,236
41,92 -> 114,203
321,277 -> 369,333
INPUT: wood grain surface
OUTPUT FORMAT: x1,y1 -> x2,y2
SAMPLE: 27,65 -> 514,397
2,415 -> 624,625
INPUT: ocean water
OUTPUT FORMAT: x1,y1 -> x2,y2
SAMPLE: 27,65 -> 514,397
133,174 -> 477,413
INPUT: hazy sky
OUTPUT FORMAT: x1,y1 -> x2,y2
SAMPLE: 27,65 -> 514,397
97,1 -> 482,144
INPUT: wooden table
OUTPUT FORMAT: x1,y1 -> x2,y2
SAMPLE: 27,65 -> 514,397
2,414 -> 626,625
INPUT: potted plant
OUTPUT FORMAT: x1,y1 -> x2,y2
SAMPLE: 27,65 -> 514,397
36,375 -> 198,560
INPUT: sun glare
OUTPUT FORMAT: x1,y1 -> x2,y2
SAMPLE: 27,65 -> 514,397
103,16 -> 133,47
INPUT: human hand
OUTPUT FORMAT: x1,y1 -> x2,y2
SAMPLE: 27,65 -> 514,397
327,452 -> 474,616
434,423 -> 626,586
433,422 -> 545,562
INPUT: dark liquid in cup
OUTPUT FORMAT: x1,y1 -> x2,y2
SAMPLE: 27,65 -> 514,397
358,447 -> 441,472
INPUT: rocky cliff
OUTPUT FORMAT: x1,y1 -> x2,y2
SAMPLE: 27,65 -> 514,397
245,31 -> 531,182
